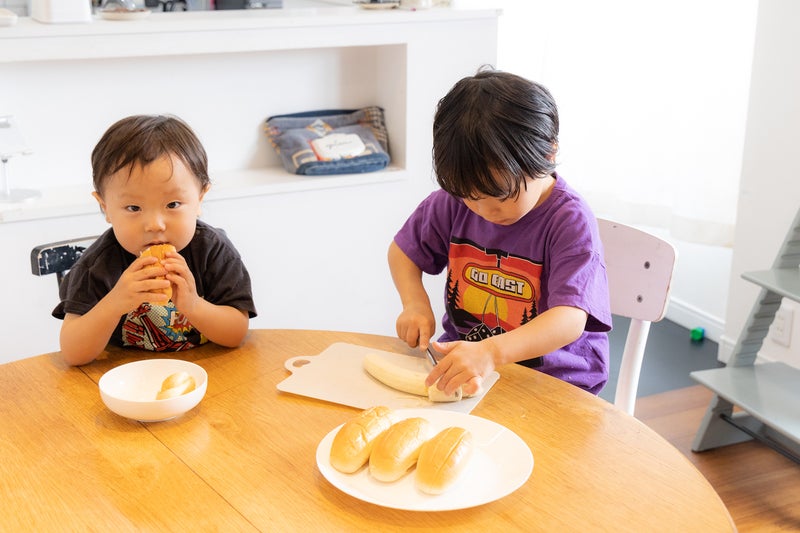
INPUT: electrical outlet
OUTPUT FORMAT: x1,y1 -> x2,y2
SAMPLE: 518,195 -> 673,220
771,308 -> 793,347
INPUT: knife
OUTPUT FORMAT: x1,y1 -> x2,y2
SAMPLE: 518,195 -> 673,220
425,346 -> 439,367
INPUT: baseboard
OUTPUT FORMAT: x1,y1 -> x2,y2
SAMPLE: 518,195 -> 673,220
716,335 -> 736,364
665,296 -> 724,344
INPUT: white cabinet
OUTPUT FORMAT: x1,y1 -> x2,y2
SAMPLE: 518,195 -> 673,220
0,5 -> 499,222
0,3 -> 501,362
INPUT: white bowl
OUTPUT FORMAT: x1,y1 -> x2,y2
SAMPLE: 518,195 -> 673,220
99,359 -> 208,422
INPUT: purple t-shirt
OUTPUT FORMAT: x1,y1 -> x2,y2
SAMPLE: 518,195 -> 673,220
394,173 -> 611,394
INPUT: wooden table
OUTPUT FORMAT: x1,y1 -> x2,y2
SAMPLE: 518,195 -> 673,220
0,329 -> 736,532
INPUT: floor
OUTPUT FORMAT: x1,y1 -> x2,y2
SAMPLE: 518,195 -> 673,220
637,385 -> 800,532
597,317 -> 800,531
598,316 -> 724,404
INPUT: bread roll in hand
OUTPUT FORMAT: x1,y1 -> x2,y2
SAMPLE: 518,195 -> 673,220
415,426 -> 473,494
140,243 -> 176,302
330,406 -> 395,474
369,417 -> 434,482
156,371 -> 196,400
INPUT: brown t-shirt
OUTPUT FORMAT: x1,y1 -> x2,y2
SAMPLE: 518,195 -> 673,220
53,220 -> 257,351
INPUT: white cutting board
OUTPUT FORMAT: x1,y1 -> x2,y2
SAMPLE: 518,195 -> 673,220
277,342 -> 499,414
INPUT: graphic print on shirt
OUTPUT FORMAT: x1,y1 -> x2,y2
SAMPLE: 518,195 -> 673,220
122,301 -> 206,351
446,238 -> 541,342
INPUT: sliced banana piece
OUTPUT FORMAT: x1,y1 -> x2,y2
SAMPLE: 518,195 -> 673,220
363,351 -> 462,402
427,384 -> 462,402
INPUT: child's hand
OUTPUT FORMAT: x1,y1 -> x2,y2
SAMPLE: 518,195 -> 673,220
107,256 -> 171,313
161,251 -> 200,314
424,340 -> 498,396
395,302 -> 436,350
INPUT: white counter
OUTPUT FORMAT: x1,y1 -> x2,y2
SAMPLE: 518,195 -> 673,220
1,2 -> 498,62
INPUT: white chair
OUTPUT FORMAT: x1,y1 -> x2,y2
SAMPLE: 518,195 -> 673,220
597,218 -> 677,416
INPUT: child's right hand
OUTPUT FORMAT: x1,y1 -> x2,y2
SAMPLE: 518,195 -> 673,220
395,302 -> 436,350
107,255 -> 172,314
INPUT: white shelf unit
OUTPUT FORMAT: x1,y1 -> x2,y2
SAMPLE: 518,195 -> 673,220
691,207 -> 800,461
0,2 -> 501,364
0,3 -> 500,224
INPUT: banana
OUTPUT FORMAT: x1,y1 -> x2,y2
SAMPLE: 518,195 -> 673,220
427,383 -> 463,403
363,351 -> 463,402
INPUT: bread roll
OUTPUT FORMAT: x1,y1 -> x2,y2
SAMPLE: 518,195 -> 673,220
156,371 -> 196,400
330,406 -> 394,474
415,426 -> 473,494
369,417 -> 434,482
140,243 -> 176,302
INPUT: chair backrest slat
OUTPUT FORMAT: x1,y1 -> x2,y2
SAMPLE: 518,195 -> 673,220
598,220 -> 676,322
30,236 -> 98,288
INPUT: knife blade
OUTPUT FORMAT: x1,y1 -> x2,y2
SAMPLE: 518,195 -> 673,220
425,346 -> 439,367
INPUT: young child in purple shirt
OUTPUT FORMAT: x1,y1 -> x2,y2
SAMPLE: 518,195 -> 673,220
389,68 -> 612,395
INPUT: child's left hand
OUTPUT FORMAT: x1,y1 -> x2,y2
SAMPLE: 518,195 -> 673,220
161,251 -> 200,314
424,340 -> 497,396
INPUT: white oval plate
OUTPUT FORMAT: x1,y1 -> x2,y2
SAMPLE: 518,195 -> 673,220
316,408 -> 533,511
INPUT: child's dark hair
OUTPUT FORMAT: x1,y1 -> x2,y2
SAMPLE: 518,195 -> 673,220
433,67 -> 559,200
91,114 -> 210,195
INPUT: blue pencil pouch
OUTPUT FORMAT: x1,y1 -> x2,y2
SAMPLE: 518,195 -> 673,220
264,107 -> 390,175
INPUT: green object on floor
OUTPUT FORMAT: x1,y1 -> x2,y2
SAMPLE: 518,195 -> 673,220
690,327 -> 705,342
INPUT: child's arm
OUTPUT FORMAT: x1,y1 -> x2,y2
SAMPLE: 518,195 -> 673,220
425,305 -> 588,395
59,256 -> 171,365
163,253 -> 250,348
387,241 -> 436,350
172,298 -> 250,348
60,306 -> 126,366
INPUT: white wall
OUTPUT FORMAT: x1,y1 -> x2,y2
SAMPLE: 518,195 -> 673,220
725,0 -> 800,368
495,0 -> 758,349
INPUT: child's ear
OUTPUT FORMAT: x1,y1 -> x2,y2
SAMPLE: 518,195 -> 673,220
549,143 -> 559,163
92,191 -> 111,223
197,184 -> 210,217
